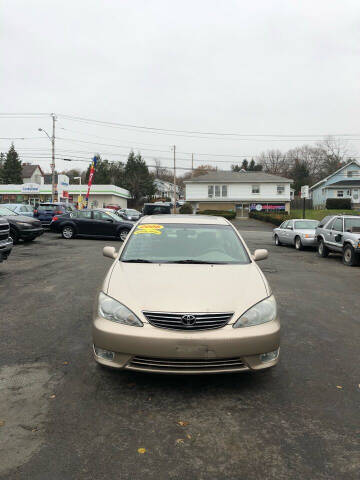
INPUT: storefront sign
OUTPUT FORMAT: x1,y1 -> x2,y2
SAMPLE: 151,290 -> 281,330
250,203 -> 285,212
21,183 -> 40,194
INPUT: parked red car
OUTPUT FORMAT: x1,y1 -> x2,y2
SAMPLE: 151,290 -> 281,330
105,204 -> 121,211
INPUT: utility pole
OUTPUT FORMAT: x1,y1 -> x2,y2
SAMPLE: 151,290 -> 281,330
173,145 -> 176,214
51,113 -> 56,202
191,153 -> 194,177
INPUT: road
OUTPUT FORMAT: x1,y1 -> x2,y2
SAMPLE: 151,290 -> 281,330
0,219 -> 359,480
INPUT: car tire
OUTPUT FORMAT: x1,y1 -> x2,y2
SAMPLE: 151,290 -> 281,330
274,235 -> 282,246
342,244 -> 359,267
118,229 -> 130,242
10,228 -> 19,244
294,236 -> 303,250
317,239 -> 329,258
61,225 -> 75,239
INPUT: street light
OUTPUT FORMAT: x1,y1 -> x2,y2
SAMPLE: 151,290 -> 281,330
38,113 -> 56,202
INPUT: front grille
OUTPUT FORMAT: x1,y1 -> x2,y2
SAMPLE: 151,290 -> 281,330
0,224 -> 9,231
129,356 -> 246,372
143,311 -> 233,331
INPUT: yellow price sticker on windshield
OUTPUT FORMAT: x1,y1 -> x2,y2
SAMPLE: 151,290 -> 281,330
134,224 -> 164,235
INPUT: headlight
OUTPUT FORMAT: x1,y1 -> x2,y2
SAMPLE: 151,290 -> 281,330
233,295 -> 277,328
98,292 -> 143,327
16,222 -> 31,227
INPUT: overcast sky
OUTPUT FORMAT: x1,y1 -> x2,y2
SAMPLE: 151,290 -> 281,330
1,0 -> 360,174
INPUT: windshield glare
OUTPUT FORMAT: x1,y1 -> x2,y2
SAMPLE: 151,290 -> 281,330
344,218 -> 360,231
294,220 -> 319,229
126,209 -> 139,215
0,207 -> 18,216
121,224 -> 250,264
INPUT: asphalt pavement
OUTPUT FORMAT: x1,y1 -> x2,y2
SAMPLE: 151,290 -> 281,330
0,219 -> 359,480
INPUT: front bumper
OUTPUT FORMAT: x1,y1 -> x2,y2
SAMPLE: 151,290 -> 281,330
300,236 -> 317,247
0,238 -> 13,262
92,316 -> 280,374
18,227 -> 44,239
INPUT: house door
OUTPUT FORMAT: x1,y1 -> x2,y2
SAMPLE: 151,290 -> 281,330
235,204 -> 249,218
352,189 -> 359,203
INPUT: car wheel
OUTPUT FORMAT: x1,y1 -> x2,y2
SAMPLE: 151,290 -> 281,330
118,229 -> 130,242
343,244 -> 359,267
62,225 -> 75,239
294,236 -> 303,250
317,239 -> 329,257
274,235 -> 282,246
10,228 -> 19,244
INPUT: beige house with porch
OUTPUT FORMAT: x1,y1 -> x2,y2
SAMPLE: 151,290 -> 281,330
184,171 -> 293,217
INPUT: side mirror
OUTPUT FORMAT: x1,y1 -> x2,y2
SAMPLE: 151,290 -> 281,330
253,249 -> 269,261
103,246 -> 117,259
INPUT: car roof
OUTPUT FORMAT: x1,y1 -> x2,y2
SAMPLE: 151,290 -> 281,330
291,219 -> 318,221
139,214 -> 229,225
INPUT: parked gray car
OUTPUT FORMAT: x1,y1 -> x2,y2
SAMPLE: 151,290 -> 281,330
273,219 -> 319,250
316,215 -> 360,266
2,203 -> 34,217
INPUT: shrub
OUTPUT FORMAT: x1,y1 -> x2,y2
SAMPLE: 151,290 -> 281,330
249,211 -> 289,225
197,209 -> 236,219
326,198 -> 352,210
179,203 -> 193,214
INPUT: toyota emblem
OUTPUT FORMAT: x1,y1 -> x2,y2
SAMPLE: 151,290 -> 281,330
181,314 -> 197,326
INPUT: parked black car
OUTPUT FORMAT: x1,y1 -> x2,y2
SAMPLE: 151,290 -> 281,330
0,206 -> 44,244
0,216 -> 13,262
34,202 -> 74,227
142,203 -> 171,215
50,209 -> 134,241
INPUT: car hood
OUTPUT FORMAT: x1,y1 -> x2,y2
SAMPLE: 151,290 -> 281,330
5,215 -> 41,226
105,262 -> 270,322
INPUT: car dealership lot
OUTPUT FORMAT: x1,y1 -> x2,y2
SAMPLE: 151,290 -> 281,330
1,220 -> 359,480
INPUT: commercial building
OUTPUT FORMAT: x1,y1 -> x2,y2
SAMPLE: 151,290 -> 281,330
310,160 -> 360,208
184,170 -> 293,217
0,183 -> 131,209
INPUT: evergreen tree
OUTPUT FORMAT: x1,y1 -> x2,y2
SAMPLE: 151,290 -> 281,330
241,159 -> 248,170
1,144 -> 22,184
124,151 -> 155,202
290,159 -> 311,194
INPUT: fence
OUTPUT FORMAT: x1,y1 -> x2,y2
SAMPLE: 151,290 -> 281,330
291,196 -> 312,210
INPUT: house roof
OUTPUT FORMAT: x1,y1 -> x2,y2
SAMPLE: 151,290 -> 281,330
325,180 -> 360,187
184,170 -> 292,184
309,160 -> 360,190
21,164 -> 44,178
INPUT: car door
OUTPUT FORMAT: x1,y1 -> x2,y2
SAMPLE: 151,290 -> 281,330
74,210 -> 94,235
323,218 -> 336,246
91,210 -> 116,237
284,220 -> 295,244
277,221 -> 288,242
331,217 -> 344,252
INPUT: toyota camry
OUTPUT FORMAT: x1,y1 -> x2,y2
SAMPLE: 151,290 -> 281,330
93,215 -> 280,374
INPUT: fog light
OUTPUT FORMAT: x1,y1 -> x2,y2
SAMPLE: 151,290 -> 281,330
94,346 -> 115,360
259,348 -> 279,363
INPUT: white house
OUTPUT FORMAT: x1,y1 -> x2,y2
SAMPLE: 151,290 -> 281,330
310,160 -> 360,208
21,164 -> 44,184
154,178 -> 180,199
184,170 -> 293,217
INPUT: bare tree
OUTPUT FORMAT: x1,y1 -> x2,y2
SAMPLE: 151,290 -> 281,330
316,136 -> 351,177
257,150 -> 290,176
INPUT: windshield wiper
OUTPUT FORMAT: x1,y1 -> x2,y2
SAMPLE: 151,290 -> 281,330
170,259 -> 225,264
122,259 -> 154,263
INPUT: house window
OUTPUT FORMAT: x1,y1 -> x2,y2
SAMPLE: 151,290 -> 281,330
347,190 -> 351,196
214,185 -> 221,197
347,171 -> 355,177
337,190 -> 344,197
208,184 -> 228,198
277,185 -> 285,194
252,185 -> 260,194
222,185 -> 228,197
208,185 -> 214,198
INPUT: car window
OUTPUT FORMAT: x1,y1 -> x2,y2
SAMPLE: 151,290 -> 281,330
332,218 -> 343,232
279,221 -> 286,229
0,206 -> 18,216
318,216 -> 331,228
281,221 -> 289,229
344,217 -> 360,232
93,211 -> 115,221
121,224 -> 250,264
286,221 -> 293,230
325,218 -> 336,230
77,210 -> 92,219
294,220 -> 319,229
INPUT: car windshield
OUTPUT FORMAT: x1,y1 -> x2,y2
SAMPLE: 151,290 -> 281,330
0,206 -> 18,216
121,223 -> 250,264
294,220 -> 319,229
344,218 -> 360,232
38,204 -> 62,212
102,210 -> 121,221
125,209 -> 139,215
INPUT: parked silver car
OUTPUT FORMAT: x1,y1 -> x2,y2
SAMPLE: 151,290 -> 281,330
2,203 -> 34,217
316,215 -> 360,266
273,219 -> 319,250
